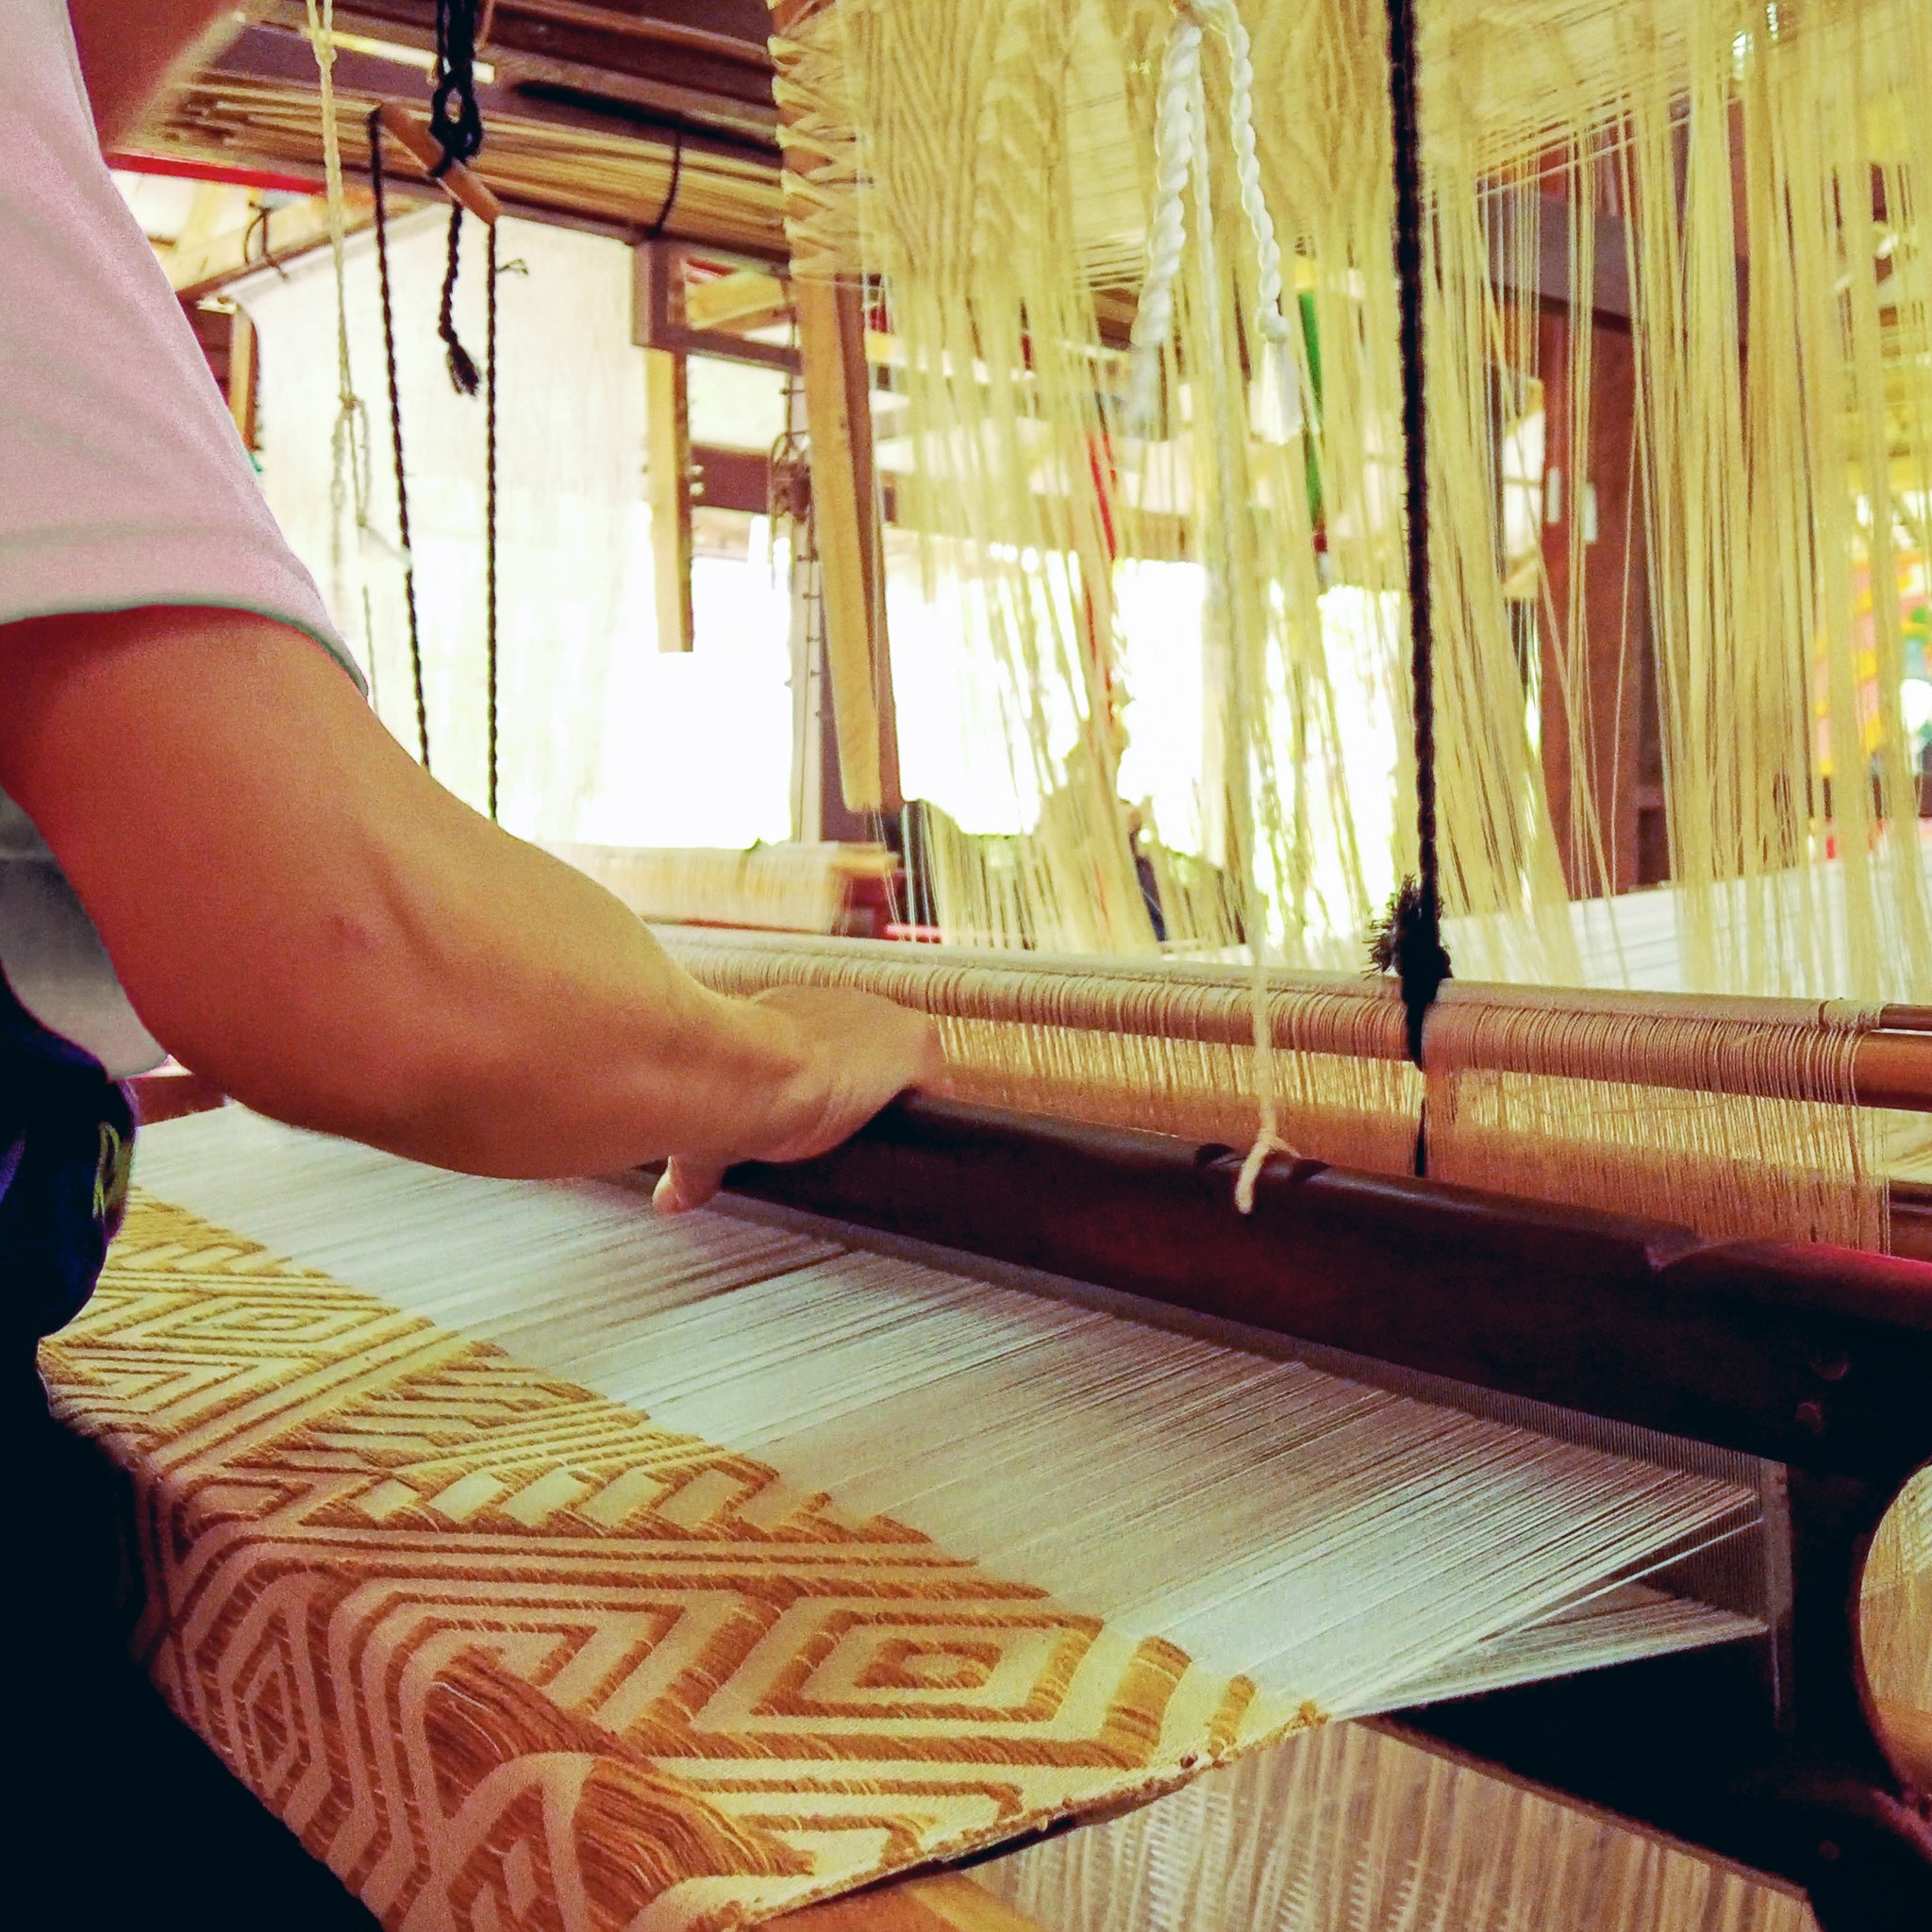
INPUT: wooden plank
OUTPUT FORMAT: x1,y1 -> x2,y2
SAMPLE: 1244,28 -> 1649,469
685,264 -> 788,332
167,189 -> 375,300
795,275 -> 900,814
228,307 -> 258,454
1537,308 -> 1648,898
691,442 -> 770,515
725,1093 -> 1932,1481
646,346 -> 695,653
771,1874 -> 1049,1932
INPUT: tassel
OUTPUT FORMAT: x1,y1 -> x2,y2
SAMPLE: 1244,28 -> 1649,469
1248,337 -> 1304,444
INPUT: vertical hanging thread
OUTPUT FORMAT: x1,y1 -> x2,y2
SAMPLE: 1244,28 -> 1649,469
368,111 -> 433,774
1369,0 -> 1452,1166
485,219 -> 500,824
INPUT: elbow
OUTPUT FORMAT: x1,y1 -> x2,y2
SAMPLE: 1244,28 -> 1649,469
125,912 -> 516,1170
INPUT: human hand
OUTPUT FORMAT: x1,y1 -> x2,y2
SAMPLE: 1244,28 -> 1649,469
652,985 -> 942,1214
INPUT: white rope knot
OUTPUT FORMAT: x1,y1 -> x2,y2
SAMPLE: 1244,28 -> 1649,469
1127,0 -> 1304,445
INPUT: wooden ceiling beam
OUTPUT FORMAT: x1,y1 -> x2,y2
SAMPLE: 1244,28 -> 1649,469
232,21 -> 776,160
259,0 -> 777,143
167,189 -> 376,299
163,22 -> 787,254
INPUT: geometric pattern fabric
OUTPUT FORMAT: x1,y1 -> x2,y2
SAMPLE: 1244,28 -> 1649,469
42,1196 -> 1287,1931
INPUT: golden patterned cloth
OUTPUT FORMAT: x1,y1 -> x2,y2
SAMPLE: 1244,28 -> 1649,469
42,1196 -> 1287,1932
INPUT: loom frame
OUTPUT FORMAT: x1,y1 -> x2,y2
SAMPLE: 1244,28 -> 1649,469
724,1095 -> 1932,1929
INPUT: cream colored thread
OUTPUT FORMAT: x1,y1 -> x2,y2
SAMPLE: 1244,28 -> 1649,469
302,0 -> 382,610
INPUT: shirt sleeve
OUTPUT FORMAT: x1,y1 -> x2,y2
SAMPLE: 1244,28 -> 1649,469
0,0 -> 361,687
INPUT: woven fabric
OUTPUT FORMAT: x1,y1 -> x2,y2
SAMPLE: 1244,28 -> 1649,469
42,1194 -> 1285,1932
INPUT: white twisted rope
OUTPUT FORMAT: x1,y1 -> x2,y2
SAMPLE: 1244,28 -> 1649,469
1127,0 -> 1304,443
1126,11 -> 1200,434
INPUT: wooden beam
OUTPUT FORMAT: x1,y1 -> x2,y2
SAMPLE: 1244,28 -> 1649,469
685,264 -> 788,333
691,442 -> 770,515
796,275 -> 900,814
646,346 -> 695,652
771,1874 -> 1049,1932
1537,309 -> 1649,898
166,190 -> 375,299
228,307 -> 258,454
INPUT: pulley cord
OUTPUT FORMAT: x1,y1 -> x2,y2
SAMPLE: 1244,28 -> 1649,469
430,0 -> 485,392
1368,0 -> 1452,1174
368,110 -> 433,774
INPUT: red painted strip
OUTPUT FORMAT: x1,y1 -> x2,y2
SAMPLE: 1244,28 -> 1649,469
108,150 -> 325,195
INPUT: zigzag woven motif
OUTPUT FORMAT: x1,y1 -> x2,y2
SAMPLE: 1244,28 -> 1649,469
42,1195 -> 1285,1932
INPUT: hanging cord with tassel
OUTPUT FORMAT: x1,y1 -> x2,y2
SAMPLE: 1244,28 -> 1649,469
368,110 -> 433,773
1366,0 -> 1452,1174
430,0 -> 486,393
1126,0 -> 1308,1212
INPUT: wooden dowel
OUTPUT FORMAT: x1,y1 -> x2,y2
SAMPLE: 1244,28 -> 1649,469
373,104 -> 503,225
1851,1031 -> 1932,1111
657,926 -> 1932,1110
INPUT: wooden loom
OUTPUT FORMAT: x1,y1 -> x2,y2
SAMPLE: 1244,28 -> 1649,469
86,4 -> 1932,1929
84,1059 -> 1932,1932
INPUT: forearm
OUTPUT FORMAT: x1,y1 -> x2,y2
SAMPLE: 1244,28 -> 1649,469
234,801 -> 828,1176
68,0 -> 244,146
0,608 -> 825,1177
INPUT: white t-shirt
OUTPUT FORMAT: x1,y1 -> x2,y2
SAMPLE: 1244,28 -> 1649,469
0,0 -> 358,1076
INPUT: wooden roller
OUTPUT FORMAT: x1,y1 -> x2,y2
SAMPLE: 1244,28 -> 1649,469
658,925 -> 1932,1113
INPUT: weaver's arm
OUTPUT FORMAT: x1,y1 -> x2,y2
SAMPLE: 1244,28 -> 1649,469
66,0 -> 244,146
0,607 -> 939,1197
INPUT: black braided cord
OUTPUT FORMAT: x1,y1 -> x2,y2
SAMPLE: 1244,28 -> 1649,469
1369,0 -> 1452,1155
644,128 -> 686,242
369,109 -> 433,774
440,206 -> 481,395
430,0 -> 485,172
429,0 -> 484,391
